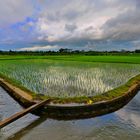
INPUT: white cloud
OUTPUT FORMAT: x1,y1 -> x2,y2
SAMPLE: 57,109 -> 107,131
116,93 -> 140,128
17,45 -> 59,51
101,0 -> 140,41
0,0 -> 140,50
116,108 -> 140,128
0,0 -> 34,27
34,0 -> 137,43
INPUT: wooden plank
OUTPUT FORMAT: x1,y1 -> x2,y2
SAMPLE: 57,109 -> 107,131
0,99 -> 49,129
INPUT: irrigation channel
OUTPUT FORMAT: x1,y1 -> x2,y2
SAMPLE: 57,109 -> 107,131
0,86 -> 140,140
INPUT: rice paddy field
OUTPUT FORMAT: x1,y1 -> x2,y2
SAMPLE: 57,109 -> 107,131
0,55 -> 140,99
1,55 -> 140,64
1,55 -> 140,140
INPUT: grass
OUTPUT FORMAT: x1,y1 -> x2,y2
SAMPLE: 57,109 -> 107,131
42,55 -> 140,64
37,73 -> 140,104
0,55 -> 140,64
1,72 -> 140,104
0,59 -> 140,98
0,55 -> 140,104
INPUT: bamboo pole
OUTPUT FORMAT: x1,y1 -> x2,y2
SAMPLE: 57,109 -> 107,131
0,99 -> 49,129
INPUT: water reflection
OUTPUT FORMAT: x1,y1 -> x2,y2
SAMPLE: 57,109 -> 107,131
116,93 -> 140,128
0,87 -> 38,140
0,87 -> 140,140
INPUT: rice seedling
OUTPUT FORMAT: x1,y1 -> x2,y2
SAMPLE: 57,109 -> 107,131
0,59 -> 140,98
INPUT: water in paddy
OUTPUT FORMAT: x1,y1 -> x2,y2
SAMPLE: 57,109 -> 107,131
0,87 -> 140,140
0,60 -> 140,97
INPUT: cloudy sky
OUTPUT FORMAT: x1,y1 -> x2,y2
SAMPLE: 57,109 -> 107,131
0,0 -> 140,51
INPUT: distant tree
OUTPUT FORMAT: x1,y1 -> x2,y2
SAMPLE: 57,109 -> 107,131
59,48 -> 72,53
135,49 -> 140,53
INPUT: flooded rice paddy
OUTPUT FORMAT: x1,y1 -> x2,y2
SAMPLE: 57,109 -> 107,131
0,59 -> 140,139
0,86 -> 140,140
0,60 -> 140,97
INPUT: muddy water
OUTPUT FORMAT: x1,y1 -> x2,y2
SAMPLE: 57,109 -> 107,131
0,86 -> 140,140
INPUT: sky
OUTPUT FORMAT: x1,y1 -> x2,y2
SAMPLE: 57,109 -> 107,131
0,0 -> 140,51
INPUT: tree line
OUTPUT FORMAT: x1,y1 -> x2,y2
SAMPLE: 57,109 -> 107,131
0,48 -> 140,56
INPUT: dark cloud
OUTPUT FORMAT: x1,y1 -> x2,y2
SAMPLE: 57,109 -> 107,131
65,24 -> 77,32
101,1 -> 140,41
0,0 -> 140,51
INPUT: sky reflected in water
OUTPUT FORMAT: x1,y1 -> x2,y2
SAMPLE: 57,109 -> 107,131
0,87 -> 140,140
